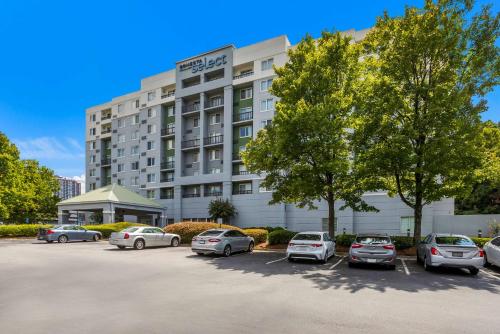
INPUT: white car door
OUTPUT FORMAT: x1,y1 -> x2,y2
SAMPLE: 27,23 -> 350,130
324,233 -> 334,255
153,228 -> 170,246
490,237 -> 500,266
142,228 -> 157,247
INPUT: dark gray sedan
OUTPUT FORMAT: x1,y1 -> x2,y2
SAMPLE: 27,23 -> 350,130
38,225 -> 102,243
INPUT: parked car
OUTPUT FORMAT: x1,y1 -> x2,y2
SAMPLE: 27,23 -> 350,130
191,229 -> 254,256
483,236 -> 500,268
417,233 -> 484,275
38,225 -> 102,243
287,232 -> 335,263
109,227 -> 180,250
348,234 -> 396,269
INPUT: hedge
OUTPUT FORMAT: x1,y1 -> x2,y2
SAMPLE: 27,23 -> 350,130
0,224 -> 53,237
164,222 -> 244,243
268,229 -> 297,245
243,229 -> 268,244
470,237 -> 491,248
83,222 -> 147,238
244,226 -> 285,233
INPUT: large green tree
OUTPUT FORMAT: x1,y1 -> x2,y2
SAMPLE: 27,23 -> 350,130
243,32 -> 375,238
0,132 -> 60,223
354,0 -> 499,244
208,198 -> 237,226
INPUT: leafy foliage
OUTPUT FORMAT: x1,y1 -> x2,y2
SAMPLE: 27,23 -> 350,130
164,222 -> 244,243
242,229 -> 268,244
83,222 -> 148,238
207,198 -> 237,225
267,229 -> 297,245
0,224 -> 52,237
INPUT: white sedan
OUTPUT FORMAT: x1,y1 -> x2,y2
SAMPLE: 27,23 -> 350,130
109,226 -> 181,250
484,236 -> 500,268
287,231 -> 336,263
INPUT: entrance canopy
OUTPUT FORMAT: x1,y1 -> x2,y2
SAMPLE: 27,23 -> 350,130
57,184 -> 167,226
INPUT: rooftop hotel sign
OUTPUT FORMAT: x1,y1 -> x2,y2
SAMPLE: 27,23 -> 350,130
180,55 -> 227,74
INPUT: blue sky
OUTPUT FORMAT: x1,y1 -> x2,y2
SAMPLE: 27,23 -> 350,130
0,0 -> 498,178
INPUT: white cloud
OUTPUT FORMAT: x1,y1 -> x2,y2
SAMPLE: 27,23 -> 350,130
14,137 -> 85,160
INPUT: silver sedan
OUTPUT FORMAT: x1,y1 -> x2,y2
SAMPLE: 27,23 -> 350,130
191,229 -> 254,256
109,227 -> 181,250
348,234 -> 397,269
417,233 -> 484,275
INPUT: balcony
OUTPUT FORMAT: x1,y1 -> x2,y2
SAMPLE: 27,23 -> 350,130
160,161 -> 175,170
232,170 -> 250,176
232,152 -> 242,161
101,158 -> 111,166
233,71 -> 254,80
160,177 -> 174,183
204,135 -> 223,146
233,189 -> 252,195
182,103 -> 200,114
204,191 -> 222,197
161,127 -> 175,136
101,114 -> 112,121
204,98 -> 224,110
182,193 -> 201,198
101,128 -> 112,135
160,193 -> 174,200
161,91 -> 175,99
182,138 -> 200,149
234,111 -> 253,123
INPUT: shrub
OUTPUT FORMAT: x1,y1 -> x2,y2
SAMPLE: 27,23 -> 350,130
243,229 -> 268,244
164,222 -> 244,243
391,236 -> 415,250
83,222 -> 147,238
244,226 -> 285,233
268,229 -> 297,245
470,237 -> 492,248
0,224 -> 53,237
335,234 -> 356,247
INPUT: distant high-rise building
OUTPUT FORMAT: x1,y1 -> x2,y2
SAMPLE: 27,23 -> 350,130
57,176 -> 81,200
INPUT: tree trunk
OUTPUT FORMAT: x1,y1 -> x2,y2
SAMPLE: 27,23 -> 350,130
327,195 -> 336,239
413,174 -> 423,245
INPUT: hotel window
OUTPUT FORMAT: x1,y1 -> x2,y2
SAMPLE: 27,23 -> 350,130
193,152 -> 200,163
117,148 -> 125,157
240,107 -> 252,115
147,141 -> 155,150
147,173 -> 156,183
89,128 -> 96,136
130,176 -> 139,186
167,105 -> 175,117
209,149 -> 220,161
89,141 -> 96,150
89,169 -> 95,177
131,161 -> 139,170
89,183 -> 96,191
117,118 -> 125,128
147,124 -> 156,134
260,98 -> 274,112
239,126 -> 252,138
131,114 -> 140,125
147,157 -> 155,166
210,168 -> 221,174
117,163 -> 125,172
209,113 -> 221,125
261,58 -> 274,71
259,180 -> 272,192
117,178 -> 123,185
167,139 -> 174,150
147,91 -> 156,101
131,130 -> 139,140
146,190 -> 155,199
118,134 -> 126,143
400,216 -> 415,235
131,145 -> 139,155
90,155 -> 96,163
90,114 -> 96,122
147,108 -> 156,118
193,117 -> 199,128
118,104 -> 124,113
260,78 -> 273,91
135,99 -> 140,108
261,119 -> 272,128
240,87 -> 253,100
239,183 -> 252,192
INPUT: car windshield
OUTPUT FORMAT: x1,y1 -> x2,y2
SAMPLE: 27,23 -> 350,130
121,227 -> 139,233
200,230 -> 223,236
356,236 -> 390,245
435,236 -> 474,246
293,234 -> 321,241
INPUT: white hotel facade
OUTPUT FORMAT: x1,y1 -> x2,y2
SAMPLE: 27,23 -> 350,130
85,29 -> 454,233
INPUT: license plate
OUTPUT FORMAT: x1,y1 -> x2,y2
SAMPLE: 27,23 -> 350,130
366,258 -> 377,263
199,240 -> 205,244
452,252 -> 463,257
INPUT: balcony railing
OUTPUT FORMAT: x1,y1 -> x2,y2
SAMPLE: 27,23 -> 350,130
204,191 -> 223,197
161,127 -> 175,136
160,161 -> 175,170
182,193 -> 201,198
161,91 -> 175,99
204,135 -> 223,145
204,99 -> 224,109
233,71 -> 254,80
101,114 -> 112,121
234,111 -> 253,122
101,128 -> 112,134
232,170 -> 250,176
160,177 -> 174,183
182,103 -> 200,113
160,194 -> 174,199
232,152 -> 242,160
101,158 -> 111,166
233,189 -> 252,195
182,138 -> 200,149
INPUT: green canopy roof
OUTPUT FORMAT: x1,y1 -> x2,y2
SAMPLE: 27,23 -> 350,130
57,184 -> 163,208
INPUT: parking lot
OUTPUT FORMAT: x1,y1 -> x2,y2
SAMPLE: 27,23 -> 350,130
1,240 -> 499,334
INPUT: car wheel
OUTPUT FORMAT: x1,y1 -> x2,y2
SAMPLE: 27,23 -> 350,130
134,239 -> 145,250
117,246 -> 126,249
223,245 -> 231,257
424,256 -> 432,271
58,235 -> 68,243
389,265 -> 396,270
321,251 -> 328,264
287,256 -> 294,262
247,242 -> 254,253
470,267 -> 479,275
484,253 -> 491,267
46,240 -> 53,243
93,234 -> 99,242
171,237 -> 179,247
196,252 -> 204,256
348,261 -> 355,268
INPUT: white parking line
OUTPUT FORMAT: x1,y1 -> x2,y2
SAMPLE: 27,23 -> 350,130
480,269 -> 500,282
265,256 -> 288,265
400,258 -> 410,275
329,256 -> 346,269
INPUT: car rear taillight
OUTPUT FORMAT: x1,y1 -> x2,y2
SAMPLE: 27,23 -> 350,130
478,249 -> 484,257
208,238 -> 221,243
311,244 -> 323,248
192,237 -> 198,241
46,230 -> 54,235
430,247 -> 439,255
288,242 -> 295,247
351,243 -> 363,249
383,245 -> 395,250
124,233 -> 130,239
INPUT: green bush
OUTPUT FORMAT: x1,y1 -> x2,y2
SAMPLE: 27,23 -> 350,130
335,234 -> 356,247
268,229 -> 297,245
243,229 -> 268,244
0,224 -> 53,237
244,226 -> 285,233
83,222 -> 147,238
164,222 -> 244,244
470,237 -> 491,248
391,236 -> 415,250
